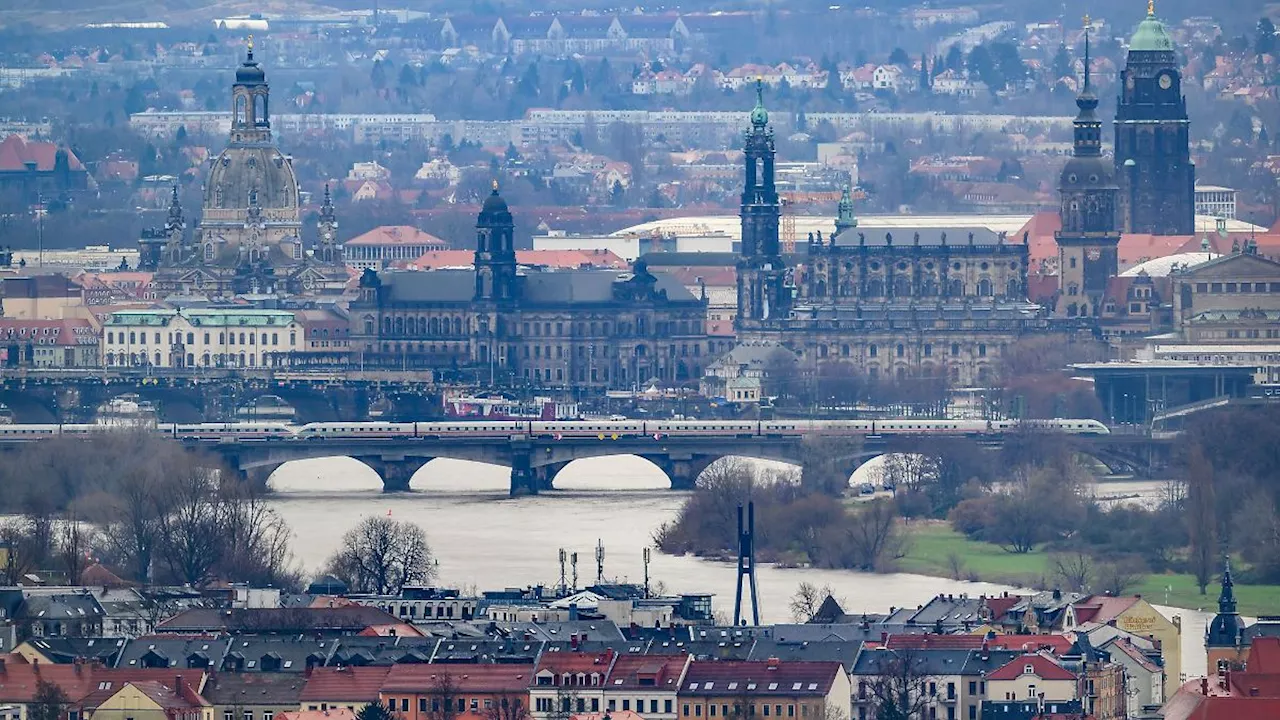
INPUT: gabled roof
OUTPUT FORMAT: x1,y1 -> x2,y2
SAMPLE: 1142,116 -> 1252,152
299,666 -> 392,702
345,226 -> 450,248
381,664 -> 535,693
156,607 -> 399,634
605,655 -> 687,690
0,134 -> 85,172
987,653 -> 1075,681
117,634 -> 233,670
0,659 -> 208,705
202,671 -> 308,706
534,649 -> 617,676
79,679 -> 209,713
18,636 -> 126,665
680,661 -> 842,696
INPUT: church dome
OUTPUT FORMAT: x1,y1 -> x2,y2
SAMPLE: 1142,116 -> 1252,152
1130,5 -> 1174,52
236,60 -> 266,84
203,144 -> 299,212
480,183 -> 511,219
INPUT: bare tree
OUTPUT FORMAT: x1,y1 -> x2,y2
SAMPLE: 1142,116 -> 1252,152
158,465 -> 225,585
789,581 -> 838,623
427,669 -> 460,720
858,647 -> 936,720
1050,550 -> 1095,593
325,516 -> 437,594
58,517 -> 90,583
483,694 -> 530,720
1096,559 -> 1144,597
841,499 -> 909,571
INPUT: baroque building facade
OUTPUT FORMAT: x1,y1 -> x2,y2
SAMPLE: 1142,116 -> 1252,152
734,82 -> 1040,386
1115,1 -> 1195,235
139,41 -> 347,298
349,186 -> 708,389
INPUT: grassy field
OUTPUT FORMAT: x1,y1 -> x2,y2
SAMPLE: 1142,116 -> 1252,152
898,522 -> 1280,617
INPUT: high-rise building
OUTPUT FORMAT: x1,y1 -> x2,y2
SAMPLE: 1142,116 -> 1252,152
1056,21 -> 1120,319
1115,0 -> 1195,235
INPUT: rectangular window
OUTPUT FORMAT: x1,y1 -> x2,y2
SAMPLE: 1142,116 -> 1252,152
623,701 -> 631,711
709,706 -> 716,717
695,707 -> 702,717
419,700 -> 427,712
684,705 -> 690,717
666,700 -> 673,713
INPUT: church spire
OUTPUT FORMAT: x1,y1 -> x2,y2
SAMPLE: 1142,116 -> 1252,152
1071,17 -> 1102,159
1219,555 -> 1237,615
834,185 -> 857,237
750,77 -> 769,130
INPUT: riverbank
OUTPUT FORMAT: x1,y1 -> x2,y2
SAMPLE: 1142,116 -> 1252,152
898,522 -> 1280,616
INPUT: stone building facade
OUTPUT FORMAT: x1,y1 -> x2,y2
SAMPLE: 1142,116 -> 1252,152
1115,3 -> 1195,235
734,83 -> 1040,386
349,187 -> 708,390
140,43 -> 347,299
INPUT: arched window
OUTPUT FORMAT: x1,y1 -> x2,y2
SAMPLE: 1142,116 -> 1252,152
395,317 -> 405,335
896,344 -> 904,358
866,278 -> 884,297
254,94 -> 267,125
430,317 -> 440,334
948,278 -> 964,297
205,244 -> 214,261
892,276 -> 911,297
977,278 -> 993,297
235,95 -> 247,124
382,317 -> 392,333
454,317 -> 464,335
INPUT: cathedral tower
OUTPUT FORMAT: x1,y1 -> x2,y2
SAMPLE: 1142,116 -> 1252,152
1206,556 -> 1245,674
737,80 -> 791,328
1056,19 -> 1120,318
231,36 -> 271,145
1115,0 -> 1195,235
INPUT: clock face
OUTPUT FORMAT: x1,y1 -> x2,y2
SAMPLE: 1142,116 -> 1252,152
1087,249 -> 1101,261
1158,73 -> 1173,90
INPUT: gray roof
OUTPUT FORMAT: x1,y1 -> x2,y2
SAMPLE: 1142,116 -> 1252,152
375,268 -> 700,307
117,635 -> 234,669
903,596 -> 987,628
432,638 -> 543,664
747,639 -> 862,669
767,624 -> 884,643
23,593 -> 106,621
221,636 -> 335,672
203,672 -> 308,706
327,636 -> 439,666
492,620 -> 624,643
21,636 -> 125,664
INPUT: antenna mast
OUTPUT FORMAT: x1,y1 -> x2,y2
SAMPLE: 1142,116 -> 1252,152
595,539 -> 605,585
570,552 -> 579,593
643,548 -> 651,599
558,548 -> 568,596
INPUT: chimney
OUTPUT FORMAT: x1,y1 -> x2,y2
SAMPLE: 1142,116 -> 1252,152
570,634 -> 580,651
1201,678 -> 1209,696
175,675 -> 184,694
0,657 -> 6,674
766,657 -> 781,669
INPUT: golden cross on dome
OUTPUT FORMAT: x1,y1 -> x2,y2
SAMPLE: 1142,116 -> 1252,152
247,34 -> 254,51
1148,0 -> 1155,16
492,179 -> 499,191
1083,14 -> 1090,28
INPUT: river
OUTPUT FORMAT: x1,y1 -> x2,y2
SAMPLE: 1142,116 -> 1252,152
265,454 -> 1213,679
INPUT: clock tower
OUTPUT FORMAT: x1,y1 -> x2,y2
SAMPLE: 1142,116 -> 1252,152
1115,0 -> 1195,235
1056,19 -> 1119,319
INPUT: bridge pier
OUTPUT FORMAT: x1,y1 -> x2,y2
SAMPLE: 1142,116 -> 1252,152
358,456 -> 432,492
510,451 -> 536,496
645,454 -> 718,490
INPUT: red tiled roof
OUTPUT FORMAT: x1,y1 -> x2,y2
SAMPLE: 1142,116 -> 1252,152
345,226 -> 449,248
1163,680 -> 1280,720
1247,637 -> 1280,675
1027,273 -> 1058,303
0,318 -> 99,347
300,667 -> 392,702
606,655 -> 687,691
278,710 -> 356,720
987,654 -> 1075,681
1073,596 -> 1141,624
535,650 -> 617,676
988,635 -> 1075,655
0,134 -> 85,172
79,679 -> 209,712
0,658 -> 207,705
984,596 -> 1021,622
680,661 -> 842,696
381,664 -> 535,694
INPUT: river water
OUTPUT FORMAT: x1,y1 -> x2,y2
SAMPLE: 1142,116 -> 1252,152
265,454 -> 1214,679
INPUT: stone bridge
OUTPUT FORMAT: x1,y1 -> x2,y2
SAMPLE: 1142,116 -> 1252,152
203,431 -> 1176,496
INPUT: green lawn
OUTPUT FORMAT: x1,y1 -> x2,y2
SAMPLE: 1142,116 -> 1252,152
898,522 -> 1280,617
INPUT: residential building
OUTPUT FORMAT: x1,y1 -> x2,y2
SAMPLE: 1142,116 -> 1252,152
985,654 -> 1077,703
676,660 -> 850,720
77,679 -> 212,720
0,660 -> 208,720
529,651 -> 615,720
852,645 -> 1017,720
299,667 -> 392,713
0,134 -> 92,203
378,664 -> 534,720
0,318 -> 98,368
0,274 -> 84,320
602,655 -> 690,720
1067,594 -> 1181,688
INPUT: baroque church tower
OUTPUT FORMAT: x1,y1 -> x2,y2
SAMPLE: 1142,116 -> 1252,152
737,80 -> 792,330
1056,18 -> 1120,318
1115,0 -> 1195,235
474,181 -> 517,304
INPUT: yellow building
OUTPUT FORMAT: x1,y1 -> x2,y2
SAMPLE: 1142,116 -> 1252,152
1069,595 -> 1182,685
83,681 -> 212,720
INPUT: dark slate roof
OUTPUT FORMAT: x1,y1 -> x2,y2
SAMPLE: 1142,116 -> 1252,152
903,596 -> 987,628
492,620 -> 625,643
643,638 -> 757,660
23,593 -> 106,621
117,635 -> 233,669
378,270 -> 474,303
431,638 -> 543,664
155,607 -> 399,634
325,636 -> 436,666
375,268 -> 699,307
21,636 -> 125,665
746,639 -> 863,669
202,672 -> 308,706
958,649 -> 1021,676
220,636 -> 335,672
851,647 -> 973,677
767,624 -> 884,644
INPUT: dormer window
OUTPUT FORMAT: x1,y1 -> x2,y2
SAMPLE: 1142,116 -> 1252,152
1024,665 -> 1034,674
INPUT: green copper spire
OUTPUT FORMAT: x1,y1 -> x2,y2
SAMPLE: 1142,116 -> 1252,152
835,185 -> 857,234
750,77 -> 768,128
1130,0 -> 1175,52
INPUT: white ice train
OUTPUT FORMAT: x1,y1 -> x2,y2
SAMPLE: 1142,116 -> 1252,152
0,418 -> 1111,442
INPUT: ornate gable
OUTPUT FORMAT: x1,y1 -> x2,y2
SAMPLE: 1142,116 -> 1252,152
1182,252 -> 1280,281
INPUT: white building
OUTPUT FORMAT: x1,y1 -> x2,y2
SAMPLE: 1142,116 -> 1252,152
102,308 -> 304,369
1194,185 -> 1237,219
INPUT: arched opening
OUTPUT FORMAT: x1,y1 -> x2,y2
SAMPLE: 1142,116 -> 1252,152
406,458 -> 510,492
551,456 -> 670,491
265,457 -> 384,492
